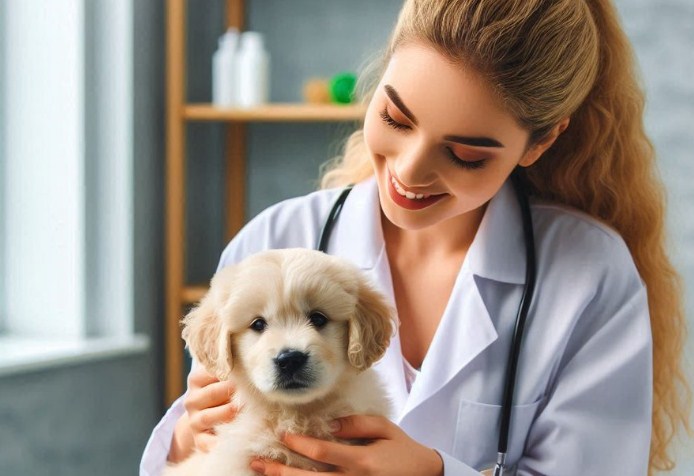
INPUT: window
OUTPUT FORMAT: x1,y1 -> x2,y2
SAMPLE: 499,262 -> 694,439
0,0 -> 147,375
0,0 -> 6,336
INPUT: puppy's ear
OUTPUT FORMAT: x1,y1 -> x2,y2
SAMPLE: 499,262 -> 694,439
348,281 -> 395,371
181,277 -> 234,381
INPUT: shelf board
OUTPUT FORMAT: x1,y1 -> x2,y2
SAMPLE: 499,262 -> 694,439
181,285 -> 208,305
184,103 -> 366,122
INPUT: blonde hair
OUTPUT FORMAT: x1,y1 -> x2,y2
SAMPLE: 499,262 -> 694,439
320,0 -> 691,472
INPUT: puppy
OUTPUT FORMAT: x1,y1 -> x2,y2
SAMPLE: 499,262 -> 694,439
164,248 -> 395,476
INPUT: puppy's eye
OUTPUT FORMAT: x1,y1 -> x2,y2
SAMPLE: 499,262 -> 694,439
308,311 -> 329,329
250,317 -> 267,333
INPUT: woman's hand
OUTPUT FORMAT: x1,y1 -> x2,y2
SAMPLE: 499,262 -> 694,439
167,365 -> 240,463
249,415 -> 444,476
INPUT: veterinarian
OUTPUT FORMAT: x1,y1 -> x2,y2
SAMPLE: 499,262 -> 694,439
142,0 -> 689,474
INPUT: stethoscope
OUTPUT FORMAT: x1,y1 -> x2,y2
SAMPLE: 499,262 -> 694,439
316,170 -> 536,476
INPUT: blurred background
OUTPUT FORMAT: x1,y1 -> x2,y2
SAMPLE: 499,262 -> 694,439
0,0 -> 691,474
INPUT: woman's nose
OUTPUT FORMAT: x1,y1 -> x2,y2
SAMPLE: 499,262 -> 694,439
392,142 -> 436,186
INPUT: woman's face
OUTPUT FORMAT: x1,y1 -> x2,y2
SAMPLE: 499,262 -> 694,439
363,42 -> 544,232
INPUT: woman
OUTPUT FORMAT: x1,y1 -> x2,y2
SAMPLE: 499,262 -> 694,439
142,0 -> 690,474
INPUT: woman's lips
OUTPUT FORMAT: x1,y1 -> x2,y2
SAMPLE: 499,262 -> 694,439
386,173 -> 445,211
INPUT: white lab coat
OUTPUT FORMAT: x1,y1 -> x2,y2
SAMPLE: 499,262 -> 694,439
141,177 -> 652,475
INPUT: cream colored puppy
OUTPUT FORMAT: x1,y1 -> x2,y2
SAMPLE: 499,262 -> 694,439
164,248 -> 394,476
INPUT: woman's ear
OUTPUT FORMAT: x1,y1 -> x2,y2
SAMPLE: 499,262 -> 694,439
348,281 -> 395,371
518,117 -> 570,167
181,269 -> 235,380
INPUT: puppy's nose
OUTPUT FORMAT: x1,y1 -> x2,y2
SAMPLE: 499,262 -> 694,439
274,349 -> 308,375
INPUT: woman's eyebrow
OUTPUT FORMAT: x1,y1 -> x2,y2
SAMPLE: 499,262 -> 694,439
444,134 -> 505,148
384,85 -> 418,126
383,84 -> 505,148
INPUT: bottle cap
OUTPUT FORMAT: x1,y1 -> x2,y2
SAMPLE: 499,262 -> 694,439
240,31 -> 265,51
219,27 -> 239,49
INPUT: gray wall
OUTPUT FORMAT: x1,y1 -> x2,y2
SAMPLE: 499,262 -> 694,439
0,356 -> 158,474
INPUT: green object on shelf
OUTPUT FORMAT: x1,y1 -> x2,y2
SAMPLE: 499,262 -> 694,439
330,72 -> 357,104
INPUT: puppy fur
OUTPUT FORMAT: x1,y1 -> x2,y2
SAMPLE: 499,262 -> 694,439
163,248 -> 395,476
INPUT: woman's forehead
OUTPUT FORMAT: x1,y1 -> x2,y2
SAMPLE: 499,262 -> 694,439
381,43 -> 526,145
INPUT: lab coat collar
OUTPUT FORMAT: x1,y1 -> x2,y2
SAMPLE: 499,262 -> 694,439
332,177 -> 384,270
368,247 -> 500,421
464,178 -> 527,285
335,176 -> 527,285
401,271 -> 498,419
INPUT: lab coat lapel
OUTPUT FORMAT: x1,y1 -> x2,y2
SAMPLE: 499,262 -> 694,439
369,256 -> 410,417
329,177 -> 382,270
400,271 -> 498,420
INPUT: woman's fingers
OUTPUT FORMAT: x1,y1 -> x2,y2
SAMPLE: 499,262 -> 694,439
187,365 -> 218,388
189,401 -> 239,433
195,431 -> 219,454
251,458 -> 334,476
278,416 -> 393,469
281,433 -> 360,469
328,414 -> 394,440
184,379 -> 236,412
178,366 -> 240,456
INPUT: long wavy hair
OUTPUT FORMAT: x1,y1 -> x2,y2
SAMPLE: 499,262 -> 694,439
320,0 -> 690,472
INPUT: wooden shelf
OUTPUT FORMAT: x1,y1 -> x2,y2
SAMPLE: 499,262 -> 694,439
184,103 -> 366,122
181,285 -> 207,305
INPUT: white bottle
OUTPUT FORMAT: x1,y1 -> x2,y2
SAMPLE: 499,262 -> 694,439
212,28 -> 240,107
236,31 -> 270,108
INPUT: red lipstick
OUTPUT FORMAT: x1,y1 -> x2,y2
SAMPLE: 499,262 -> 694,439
386,172 -> 445,211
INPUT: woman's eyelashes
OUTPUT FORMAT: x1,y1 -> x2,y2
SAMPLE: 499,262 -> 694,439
379,106 -> 487,170
379,107 -> 411,131
445,147 -> 487,170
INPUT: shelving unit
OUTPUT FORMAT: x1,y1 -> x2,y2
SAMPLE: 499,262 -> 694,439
165,0 -> 366,405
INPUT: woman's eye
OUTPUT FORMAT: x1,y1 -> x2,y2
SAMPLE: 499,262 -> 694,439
379,107 -> 411,131
250,317 -> 267,332
308,311 -> 329,329
445,147 -> 487,170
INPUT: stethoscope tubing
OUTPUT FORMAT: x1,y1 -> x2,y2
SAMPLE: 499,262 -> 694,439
316,185 -> 353,253
493,171 -> 537,476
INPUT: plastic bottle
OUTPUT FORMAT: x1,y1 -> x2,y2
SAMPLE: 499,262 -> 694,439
212,28 -> 240,107
236,31 -> 270,108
